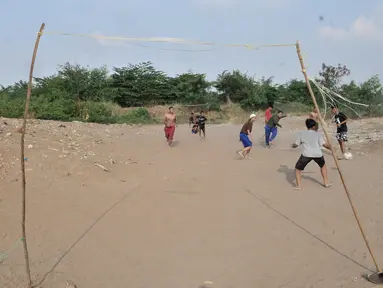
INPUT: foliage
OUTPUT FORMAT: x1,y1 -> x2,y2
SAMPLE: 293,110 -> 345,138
116,107 -> 156,124
319,63 -> 351,90
0,61 -> 382,124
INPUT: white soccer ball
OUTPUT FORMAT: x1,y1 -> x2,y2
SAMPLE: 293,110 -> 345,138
344,152 -> 353,160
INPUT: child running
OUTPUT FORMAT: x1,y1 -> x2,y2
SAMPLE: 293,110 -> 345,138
164,106 -> 176,147
265,110 -> 287,147
196,111 -> 207,139
331,105 -> 349,159
292,118 -> 332,190
264,103 -> 273,124
237,114 -> 256,159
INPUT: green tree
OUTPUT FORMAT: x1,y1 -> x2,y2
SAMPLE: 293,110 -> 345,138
359,74 -> 383,116
319,63 -> 351,91
170,72 -> 211,104
56,63 -> 115,102
214,70 -> 258,104
111,62 -> 173,107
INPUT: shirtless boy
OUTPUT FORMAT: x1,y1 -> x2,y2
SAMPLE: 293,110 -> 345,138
164,106 -> 176,146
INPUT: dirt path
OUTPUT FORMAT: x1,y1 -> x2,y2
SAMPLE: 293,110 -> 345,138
1,117 -> 382,287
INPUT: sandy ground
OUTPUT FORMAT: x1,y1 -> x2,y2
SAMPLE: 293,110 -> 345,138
1,116 -> 383,288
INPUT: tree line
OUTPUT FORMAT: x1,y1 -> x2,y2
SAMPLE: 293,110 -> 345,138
0,62 -> 382,123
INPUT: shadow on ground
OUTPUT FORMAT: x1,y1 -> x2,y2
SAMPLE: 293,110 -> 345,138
277,164 -> 323,187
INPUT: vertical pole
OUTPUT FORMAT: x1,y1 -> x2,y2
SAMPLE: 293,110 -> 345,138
21,22 -> 45,288
295,41 -> 381,273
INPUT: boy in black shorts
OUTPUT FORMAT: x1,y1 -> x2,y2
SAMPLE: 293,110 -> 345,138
292,119 -> 332,190
331,106 -> 348,159
196,111 -> 207,138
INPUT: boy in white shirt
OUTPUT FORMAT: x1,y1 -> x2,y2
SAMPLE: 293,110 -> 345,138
292,118 -> 332,190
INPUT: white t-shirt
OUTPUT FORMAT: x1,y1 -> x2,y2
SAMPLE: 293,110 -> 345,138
295,130 -> 325,158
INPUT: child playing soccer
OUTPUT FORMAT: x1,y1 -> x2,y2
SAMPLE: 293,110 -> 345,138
265,110 -> 287,147
237,114 -> 256,159
292,118 -> 332,190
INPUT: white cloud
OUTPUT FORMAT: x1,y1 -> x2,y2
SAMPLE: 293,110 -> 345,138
319,15 -> 383,43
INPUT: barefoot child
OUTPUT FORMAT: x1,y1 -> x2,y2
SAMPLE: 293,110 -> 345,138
331,105 -> 348,159
265,110 -> 287,147
196,111 -> 207,139
264,103 -> 273,124
292,119 -> 332,190
164,106 -> 176,146
237,114 -> 256,159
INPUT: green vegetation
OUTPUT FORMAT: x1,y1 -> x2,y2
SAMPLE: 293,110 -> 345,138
1,62 -> 382,124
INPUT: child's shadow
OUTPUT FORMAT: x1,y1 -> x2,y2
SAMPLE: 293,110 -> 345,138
277,164 -> 322,186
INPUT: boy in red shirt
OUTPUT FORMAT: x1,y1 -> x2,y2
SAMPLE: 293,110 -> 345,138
264,103 -> 273,124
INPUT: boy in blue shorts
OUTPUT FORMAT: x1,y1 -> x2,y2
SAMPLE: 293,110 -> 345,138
237,114 -> 256,159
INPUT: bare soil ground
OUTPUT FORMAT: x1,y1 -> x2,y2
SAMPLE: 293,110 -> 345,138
1,116 -> 383,288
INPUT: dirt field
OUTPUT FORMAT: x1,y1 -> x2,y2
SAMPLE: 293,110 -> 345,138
1,116 -> 383,288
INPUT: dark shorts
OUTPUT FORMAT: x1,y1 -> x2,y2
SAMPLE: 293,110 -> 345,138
336,131 -> 348,142
295,155 -> 325,171
199,125 -> 205,132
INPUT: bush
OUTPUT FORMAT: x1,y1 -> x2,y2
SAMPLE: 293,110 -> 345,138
0,95 -> 25,118
79,101 -> 117,124
273,102 -> 311,115
30,97 -> 76,121
117,107 -> 155,124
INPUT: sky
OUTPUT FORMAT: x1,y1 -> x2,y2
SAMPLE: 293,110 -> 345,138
1,0 -> 383,86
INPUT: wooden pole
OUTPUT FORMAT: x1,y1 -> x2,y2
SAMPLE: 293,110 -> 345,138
21,23 -> 45,288
295,41 -> 381,273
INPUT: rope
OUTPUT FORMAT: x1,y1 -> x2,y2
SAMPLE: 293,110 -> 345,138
309,78 -> 366,118
41,31 -> 296,50
309,78 -> 369,107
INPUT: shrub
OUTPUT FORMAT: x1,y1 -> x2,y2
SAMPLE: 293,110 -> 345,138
0,95 -> 25,118
30,97 -> 76,121
117,107 -> 155,124
79,101 -> 117,124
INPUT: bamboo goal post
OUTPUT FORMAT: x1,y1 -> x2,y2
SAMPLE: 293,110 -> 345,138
295,41 -> 381,274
